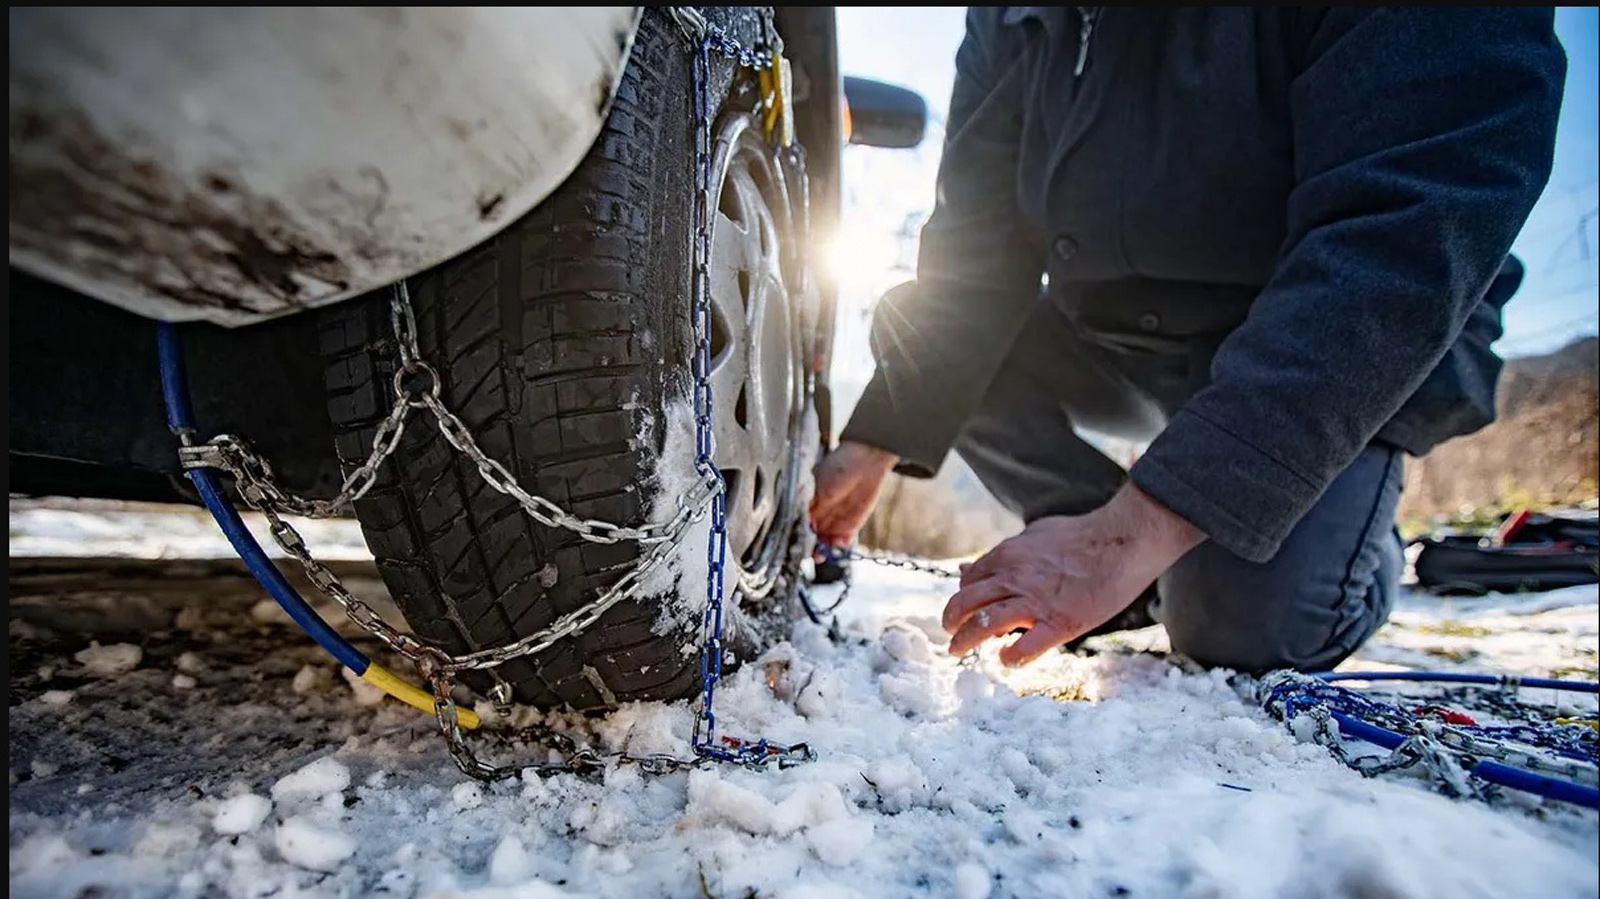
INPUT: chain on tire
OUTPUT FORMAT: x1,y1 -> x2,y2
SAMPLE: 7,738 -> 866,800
176,8 -> 816,780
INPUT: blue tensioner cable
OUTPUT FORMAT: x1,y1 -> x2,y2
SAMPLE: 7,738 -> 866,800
155,322 -> 476,727
1314,671 -> 1598,807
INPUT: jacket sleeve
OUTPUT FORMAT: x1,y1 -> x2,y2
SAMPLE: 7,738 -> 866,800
1129,8 -> 1565,562
839,8 -> 1046,477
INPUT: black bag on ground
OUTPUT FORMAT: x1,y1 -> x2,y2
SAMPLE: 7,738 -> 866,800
1412,509 -> 1599,595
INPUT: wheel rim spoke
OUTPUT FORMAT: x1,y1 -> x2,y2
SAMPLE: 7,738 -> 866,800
709,213 -> 755,476
705,121 -> 801,577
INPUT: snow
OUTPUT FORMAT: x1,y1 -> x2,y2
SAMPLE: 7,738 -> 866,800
274,817 -> 355,872
74,640 -> 143,676
212,794 -> 273,836
270,756 -> 351,801
452,782 -> 485,810
341,664 -> 388,706
8,497 -> 373,560
641,398 -> 713,637
954,862 -> 992,899
8,502 -> 1598,899
487,835 -> 537,885
292,664 -> 326,694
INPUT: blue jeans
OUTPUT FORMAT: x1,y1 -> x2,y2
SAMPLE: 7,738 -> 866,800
954,296 -> 1402,672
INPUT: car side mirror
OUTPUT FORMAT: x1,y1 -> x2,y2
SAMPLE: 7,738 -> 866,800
843,76 -> 927,149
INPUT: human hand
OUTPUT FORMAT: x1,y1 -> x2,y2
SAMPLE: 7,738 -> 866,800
809,441 -> 899,546
942,483 -> 1205,666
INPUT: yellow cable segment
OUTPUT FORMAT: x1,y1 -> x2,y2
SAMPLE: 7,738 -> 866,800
361,664 -> 481,730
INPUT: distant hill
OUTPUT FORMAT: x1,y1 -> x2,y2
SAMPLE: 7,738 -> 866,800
1399,336 -> 1599,522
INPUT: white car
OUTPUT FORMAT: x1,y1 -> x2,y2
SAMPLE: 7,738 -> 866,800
9,6 -> 926,710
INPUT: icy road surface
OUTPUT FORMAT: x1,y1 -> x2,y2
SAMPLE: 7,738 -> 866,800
8,503 -> 1599,899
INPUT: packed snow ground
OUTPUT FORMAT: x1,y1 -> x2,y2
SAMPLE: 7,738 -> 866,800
8,503 -> 1599,899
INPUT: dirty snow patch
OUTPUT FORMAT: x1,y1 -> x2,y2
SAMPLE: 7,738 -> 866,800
73,641 -> 142,676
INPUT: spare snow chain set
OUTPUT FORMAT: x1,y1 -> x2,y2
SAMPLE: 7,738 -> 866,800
154,8 -> 894,781
1256,671 -> 1598,807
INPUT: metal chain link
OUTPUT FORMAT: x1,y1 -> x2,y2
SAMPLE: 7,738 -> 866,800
803,542 -> 961,621
668,7 -> 779,68
256,501 -> 445,664
176,6 -> 813,780
842,547 -> 961,579
184,281 -> 720,545
393,280 -> 723,546
178,400 -> 409,520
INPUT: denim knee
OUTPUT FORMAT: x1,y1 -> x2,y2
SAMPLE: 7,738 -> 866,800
1151,444 -> 1404,673
1154,530 -> 1400,673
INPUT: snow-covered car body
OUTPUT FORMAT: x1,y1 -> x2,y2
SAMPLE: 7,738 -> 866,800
9,7 -> 637,326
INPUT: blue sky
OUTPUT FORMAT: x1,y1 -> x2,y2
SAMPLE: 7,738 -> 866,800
833,7 -> 1599,367
1507,7 -> 1599,356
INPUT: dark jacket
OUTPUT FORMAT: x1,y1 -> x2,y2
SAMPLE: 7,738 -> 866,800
840,7 -> 1566,562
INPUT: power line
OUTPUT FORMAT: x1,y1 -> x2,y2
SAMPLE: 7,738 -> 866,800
1541,206 -> 1600,273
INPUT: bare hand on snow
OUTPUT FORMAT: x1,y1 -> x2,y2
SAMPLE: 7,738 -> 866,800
944,483 -> 1203,666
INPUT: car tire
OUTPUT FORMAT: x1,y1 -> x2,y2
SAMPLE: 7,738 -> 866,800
317,9 -> 816,710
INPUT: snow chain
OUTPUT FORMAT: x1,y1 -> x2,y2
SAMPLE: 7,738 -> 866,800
173,8 -> 813,780
1255,671 -> 1598,804
804,543 -> 960,621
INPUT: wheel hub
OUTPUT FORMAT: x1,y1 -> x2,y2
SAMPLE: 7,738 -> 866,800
704,115 -> 805,594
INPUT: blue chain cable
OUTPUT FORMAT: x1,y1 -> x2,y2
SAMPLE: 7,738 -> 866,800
686,24 -> 806,767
